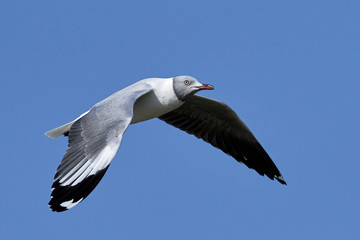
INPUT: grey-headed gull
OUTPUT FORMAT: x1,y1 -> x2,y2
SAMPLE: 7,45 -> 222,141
46,76 -> 286,212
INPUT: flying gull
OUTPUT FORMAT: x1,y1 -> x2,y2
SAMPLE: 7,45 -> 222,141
46,76 -> 286,212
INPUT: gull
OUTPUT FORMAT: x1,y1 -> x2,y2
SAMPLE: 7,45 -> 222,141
46,76 -> 286,212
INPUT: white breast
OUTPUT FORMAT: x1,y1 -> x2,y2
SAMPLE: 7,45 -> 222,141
131,78 -> 183,124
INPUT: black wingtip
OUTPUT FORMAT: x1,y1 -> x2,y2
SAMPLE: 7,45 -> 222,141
49,201 -> 68,212
49,166 -> 109,212
275,175 -> 287,185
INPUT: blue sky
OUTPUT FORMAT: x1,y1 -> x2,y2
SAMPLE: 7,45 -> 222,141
1,0 -> 359,239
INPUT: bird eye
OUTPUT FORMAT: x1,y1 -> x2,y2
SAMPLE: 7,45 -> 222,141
183,80 -> 190,85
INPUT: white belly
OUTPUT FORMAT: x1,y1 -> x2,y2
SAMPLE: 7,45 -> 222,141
131,91 -> 183,124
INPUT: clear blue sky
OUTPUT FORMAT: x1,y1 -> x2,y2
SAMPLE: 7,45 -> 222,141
1,1 -> 359,239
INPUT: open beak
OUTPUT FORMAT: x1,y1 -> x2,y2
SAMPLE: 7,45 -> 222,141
195,84 -> 214,90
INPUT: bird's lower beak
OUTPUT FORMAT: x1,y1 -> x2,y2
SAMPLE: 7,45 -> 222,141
195,84 -> 214,90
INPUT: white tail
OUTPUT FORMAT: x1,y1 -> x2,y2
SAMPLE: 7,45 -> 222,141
45,111 -> 89,139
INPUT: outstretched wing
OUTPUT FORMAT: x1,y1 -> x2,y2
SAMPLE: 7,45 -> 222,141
158,95 -> 286,184
49,85 -> 153,212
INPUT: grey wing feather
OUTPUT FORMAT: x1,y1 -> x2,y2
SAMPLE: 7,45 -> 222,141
158,95 -> 286,184
49,83 -> 153,212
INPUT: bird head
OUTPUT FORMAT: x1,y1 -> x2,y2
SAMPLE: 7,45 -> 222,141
172,75 -> 214,101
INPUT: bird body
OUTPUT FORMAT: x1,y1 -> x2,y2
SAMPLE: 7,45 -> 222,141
46,76 -> 286,212
131,78 -> 184,124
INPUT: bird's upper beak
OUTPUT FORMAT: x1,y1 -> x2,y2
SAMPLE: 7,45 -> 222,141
195,84 -> 214,90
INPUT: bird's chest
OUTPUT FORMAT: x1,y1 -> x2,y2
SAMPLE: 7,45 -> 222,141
131,90 -> 183,124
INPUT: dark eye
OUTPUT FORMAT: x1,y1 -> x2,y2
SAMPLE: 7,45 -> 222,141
183,80 -> 190,85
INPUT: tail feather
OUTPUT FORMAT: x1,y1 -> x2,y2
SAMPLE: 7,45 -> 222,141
45,111 -> 89,139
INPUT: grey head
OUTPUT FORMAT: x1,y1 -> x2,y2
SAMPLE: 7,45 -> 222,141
172,75 -> 214,101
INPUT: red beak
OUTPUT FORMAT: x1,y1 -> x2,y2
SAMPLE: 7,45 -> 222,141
195,84 -> 214,90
